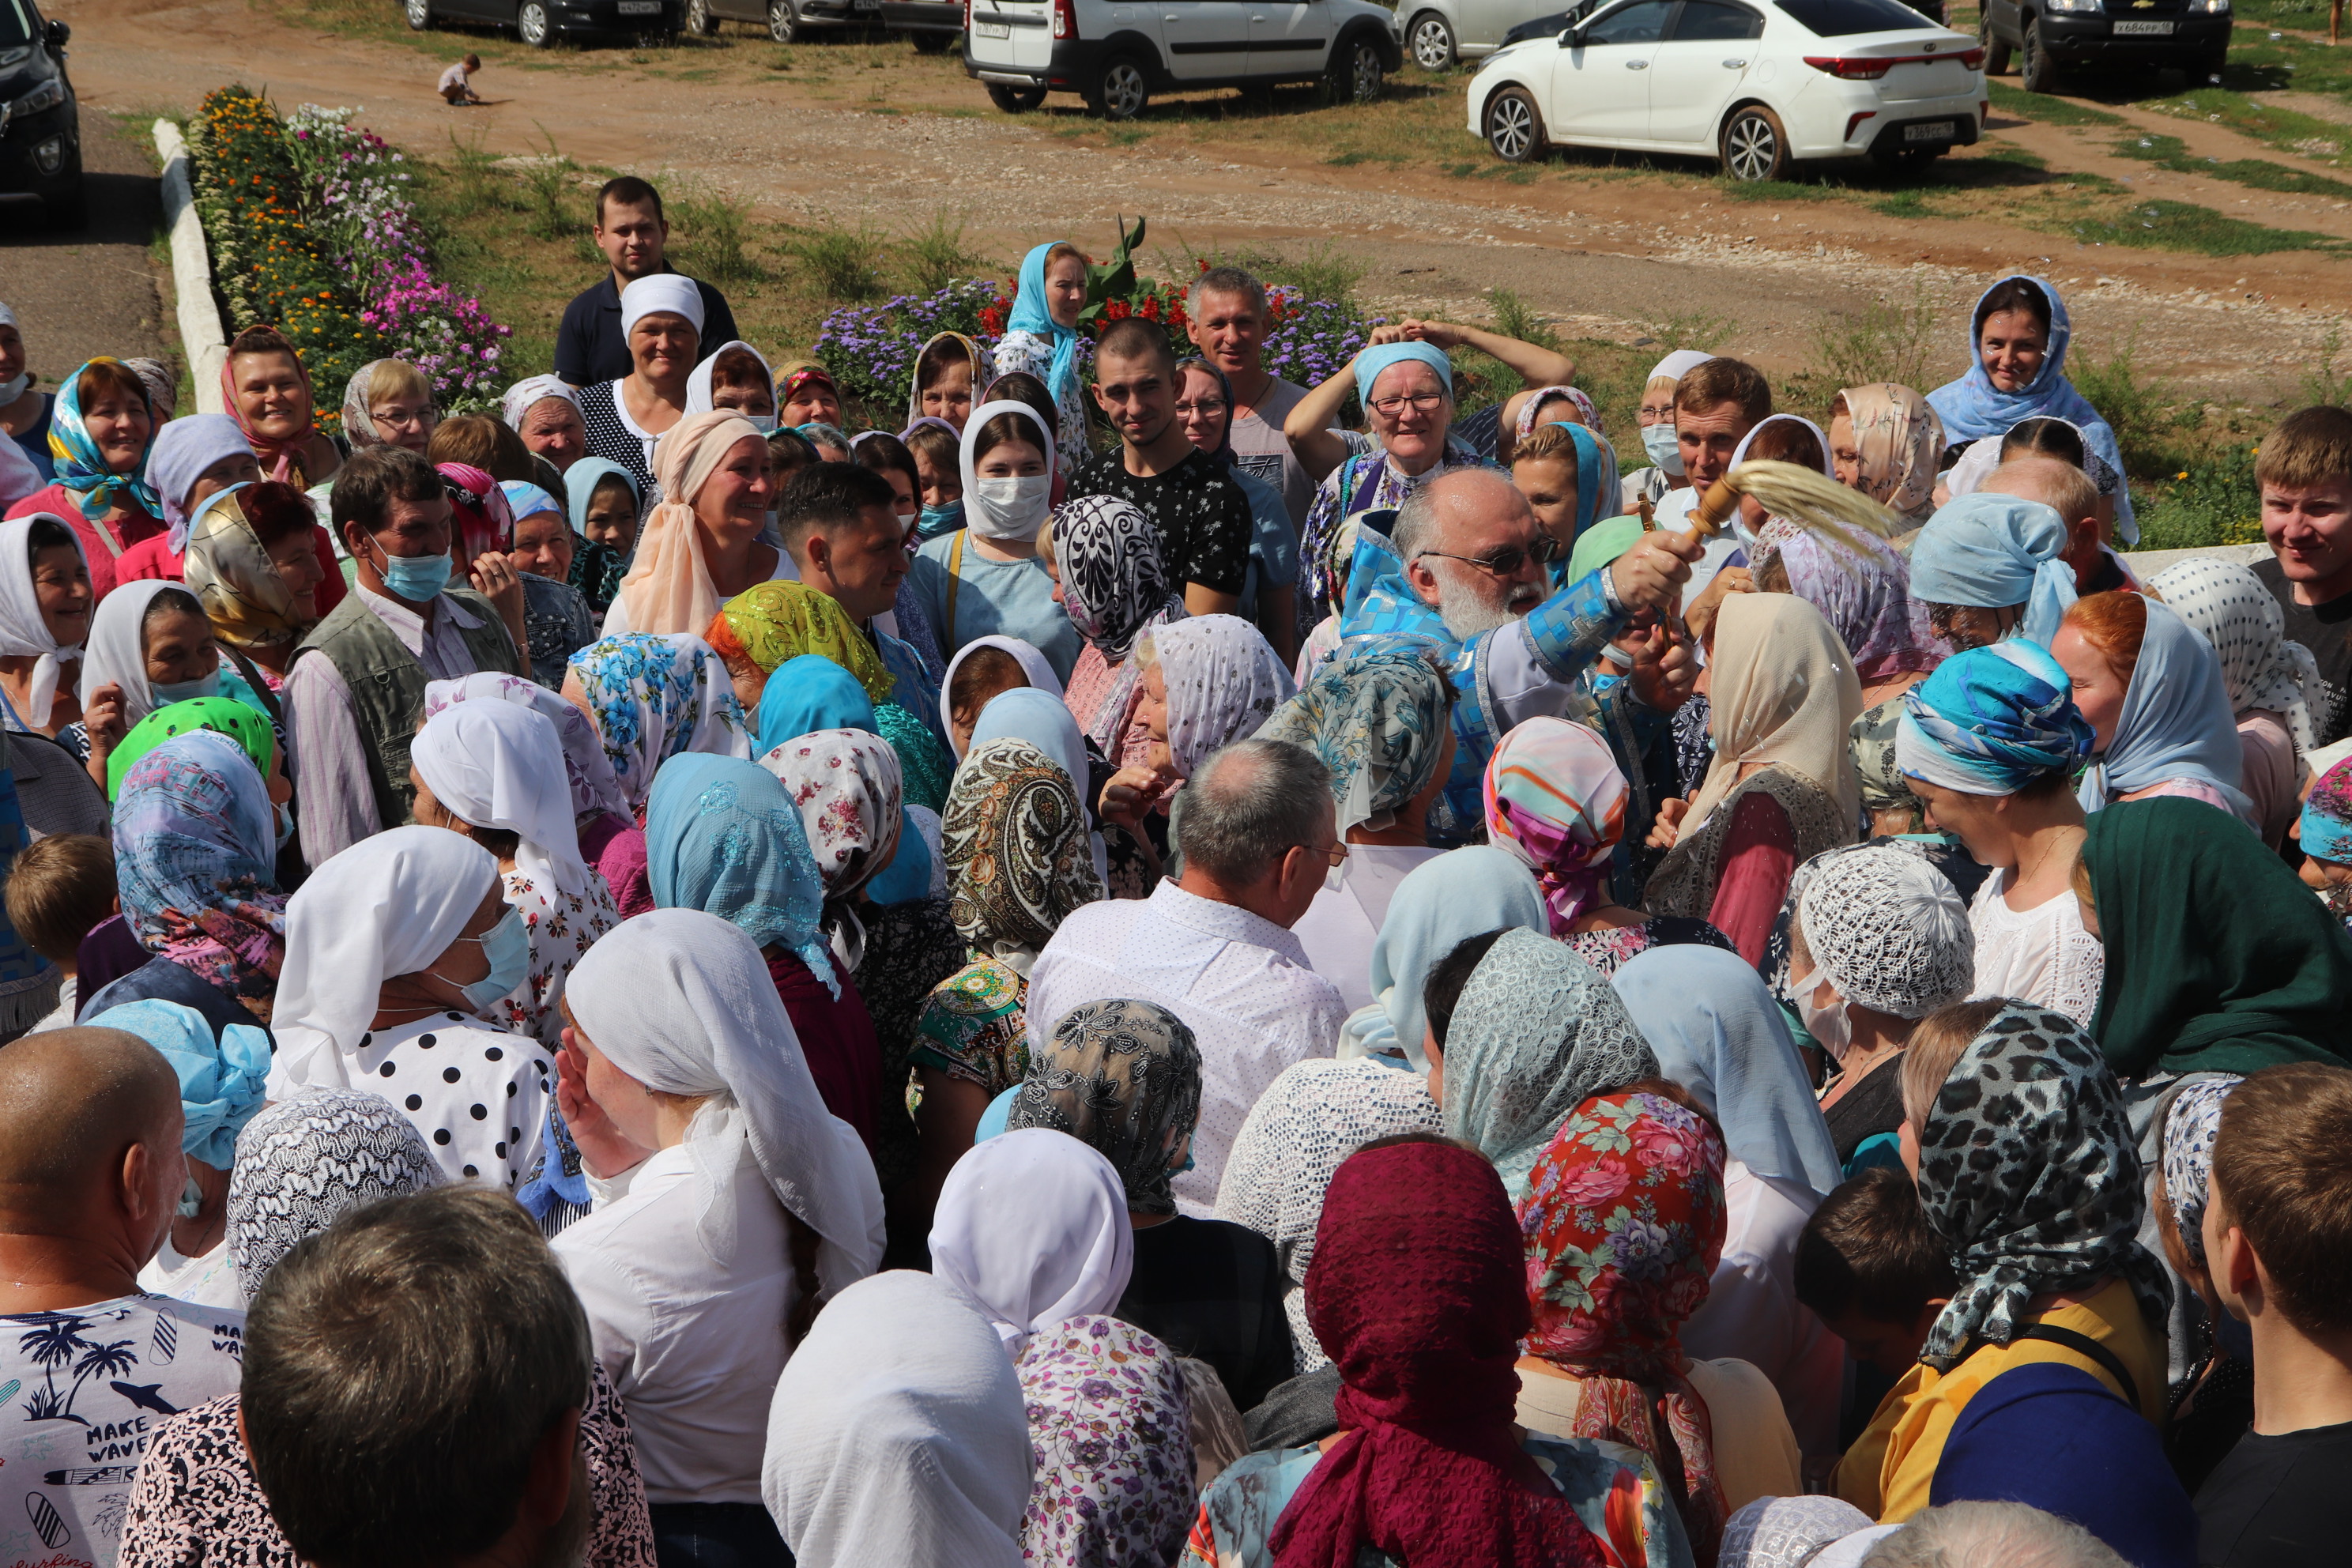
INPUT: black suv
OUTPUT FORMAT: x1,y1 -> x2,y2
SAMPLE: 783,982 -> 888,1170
1978,0 -> 2228,92
0,0 -> 79,228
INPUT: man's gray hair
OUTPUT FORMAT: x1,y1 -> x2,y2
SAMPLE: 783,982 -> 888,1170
1861,1502 -> 2129,1568
1173,738 -> 1332,884
1187,266 -> 1268,319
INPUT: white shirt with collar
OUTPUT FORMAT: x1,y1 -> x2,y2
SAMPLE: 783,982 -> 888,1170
552,1139 -> 798,1506
285,584 -> 495,867
1025,880 -> 1347,1216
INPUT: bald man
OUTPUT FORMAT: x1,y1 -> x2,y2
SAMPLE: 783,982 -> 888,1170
1336,466 -> 1699,840
1989,455 -> 2132,596
0,1027 -> 247,1568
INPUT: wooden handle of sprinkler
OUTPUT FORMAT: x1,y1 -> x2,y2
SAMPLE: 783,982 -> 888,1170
1689,475 -> 1740,539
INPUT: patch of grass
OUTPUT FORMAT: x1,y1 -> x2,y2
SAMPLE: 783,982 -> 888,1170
1107,125 -> 1151,147
1324,149 -> 1374,165
2132,439 -> 2266,551
1987,81 -> 2124,127
666,177 -> 768,285
2139,86 -> 2348,163
896,210 -> 990,296
788,220 -> 887,303
1871,188 -> 1939,219
1803,279 -> 1942,399
2066,196 -> 2342,254
1487,287 -> 1560,353
513,126 -> 582,241
2113,131 -> 2352,198
1715,176 -> 1834,202
2294,326 -> 2352,409
1634,307 -> 1738,356
443,126 -> 512,218
2071,338 -> 2201,478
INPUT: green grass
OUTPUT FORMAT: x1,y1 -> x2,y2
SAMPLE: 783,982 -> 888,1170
1714,176 -> 1834,202
1988,81 -> 2125,127
2066,196 -> 2342,254
2137,87 -> 2350,164
2114,131 -> 2352,198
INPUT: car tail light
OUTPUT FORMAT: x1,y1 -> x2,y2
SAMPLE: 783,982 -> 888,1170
1053,0 -> 1076,37
1845,111 -> 1878,139
963,0 -> 971,27
1805,55 -> 1892,78
1957,47 -> 1985,67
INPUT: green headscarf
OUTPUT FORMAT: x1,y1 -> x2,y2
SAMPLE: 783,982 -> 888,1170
107,696 -> 275,800
2085,796 -> 2352,1079
1566,514 -> 1645,586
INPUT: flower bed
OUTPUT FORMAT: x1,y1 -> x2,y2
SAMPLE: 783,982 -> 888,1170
187,88 -> 510,432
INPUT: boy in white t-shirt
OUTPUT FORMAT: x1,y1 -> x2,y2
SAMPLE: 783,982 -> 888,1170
437,54 -> 483,105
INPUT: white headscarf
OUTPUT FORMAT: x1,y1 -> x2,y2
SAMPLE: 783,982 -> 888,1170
411,699 -> 590,899
685,340 -> 778,432
266,826 -> 501,1095
566,908 -> 884,1291
78,578 -> 202,730
940,635 -> 1065,760
1147,614 -> 1295,777
959,399 -> 1056,545
0,514 -> 87,729
2149,556 -> 2322,750
1728,413 -> 1835,479
1648,349 -> 1716,383
424,673 -> 631,822
764,1269 -> 1032,1568
928,1128 -> 1133,1359
499,374 -> 582,433
619,273 -> 707,341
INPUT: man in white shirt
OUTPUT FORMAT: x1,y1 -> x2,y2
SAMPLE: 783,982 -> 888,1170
0,1027 -> 246,1568
286,447 -> 529,867
1187,267 -> 1314,529
1027,737 -> 1348,1216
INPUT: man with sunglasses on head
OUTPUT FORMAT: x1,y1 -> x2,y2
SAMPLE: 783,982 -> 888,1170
1340,466 -> 1702,842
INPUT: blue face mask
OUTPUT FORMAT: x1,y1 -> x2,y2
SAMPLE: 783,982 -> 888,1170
273,798 -> 295,850
1641,421 -> 1685,476
916,500 -> 965,541
151,672 -> 220,707
447,906 -> 531,1012
375,543 -> 453,602
176,1177 -> 203,1219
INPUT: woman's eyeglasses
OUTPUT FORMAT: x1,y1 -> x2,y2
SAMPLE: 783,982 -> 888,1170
1368,392 -> 1449,418
1413,533 -> 1560,578
1174,398 -> 1228,418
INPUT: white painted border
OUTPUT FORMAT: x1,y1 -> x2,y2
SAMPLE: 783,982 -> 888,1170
152,119 -> 228,416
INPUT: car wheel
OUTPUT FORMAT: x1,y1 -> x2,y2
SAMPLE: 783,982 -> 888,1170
988,82 -> 1048,111
1484,85 -> 1546,163
2193,44 -> 2226,84
1978,6 -> 2011,74
911,28 -> 953,51
685,0 -> 716,32
1408,11 -> 1454,71
518,0 -> 555,45
768,0 -> 800,40
1324,35 -> 1385,103
2021,17 -> 2060,92
1720,104 -> 1788,182
1086,54 -> 1151,119
405,0 -> 434,29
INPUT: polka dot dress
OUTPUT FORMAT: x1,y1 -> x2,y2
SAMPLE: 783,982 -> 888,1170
578,379 -> 658,503
349,1011 -> 553,1188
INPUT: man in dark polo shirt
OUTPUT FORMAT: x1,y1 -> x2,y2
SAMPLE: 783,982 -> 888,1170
552,176 -> 741,386
2251,405 -> 2352,747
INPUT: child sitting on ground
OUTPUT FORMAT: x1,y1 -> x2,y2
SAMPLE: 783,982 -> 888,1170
438,54 -> 483,105
3,834 -> 118,1033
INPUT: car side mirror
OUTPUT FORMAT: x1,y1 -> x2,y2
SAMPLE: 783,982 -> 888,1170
43,19 -> 68,47
1559,25 -> 1582,45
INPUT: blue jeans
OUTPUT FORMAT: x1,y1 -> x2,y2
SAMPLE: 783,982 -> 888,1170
648,1502 -> 793,1568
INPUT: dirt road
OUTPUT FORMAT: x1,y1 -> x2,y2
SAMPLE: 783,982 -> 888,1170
0,110 -> 172,388
42,0 -> 2351,398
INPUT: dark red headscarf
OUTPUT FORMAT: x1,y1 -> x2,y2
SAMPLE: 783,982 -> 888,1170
1269,1139 -> 1603,1568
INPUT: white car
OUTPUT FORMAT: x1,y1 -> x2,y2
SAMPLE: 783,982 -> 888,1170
1467,0 -> 1986,180
964,0 -> 1403,121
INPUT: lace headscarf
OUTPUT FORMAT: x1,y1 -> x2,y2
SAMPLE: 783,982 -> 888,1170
1796,843 -> 1975,1021
226,1089 -> 443,1298
1718,1497 -> 1877,1568
2149,556 -> 2323,749
1008,997 -> 1200,1218
566,633 -> 750,811
646,752 -> 839,997
1913,1002 -> 2169,1370
941,737 -> 1103,972
1482,716 -> 1626,935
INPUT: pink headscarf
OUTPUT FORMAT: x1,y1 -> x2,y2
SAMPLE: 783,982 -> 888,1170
219,334 -> 318,486
1482,717 -> 1627,936
1755,522 -> 1939,688
615,412 -> 769,635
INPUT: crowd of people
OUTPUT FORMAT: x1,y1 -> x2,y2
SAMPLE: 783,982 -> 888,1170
0,172 -> 2349,1568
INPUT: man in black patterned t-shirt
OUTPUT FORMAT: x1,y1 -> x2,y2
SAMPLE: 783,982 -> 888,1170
1069,318 -> 1253,616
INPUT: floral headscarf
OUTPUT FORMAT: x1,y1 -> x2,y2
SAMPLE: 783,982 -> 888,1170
1008,997 -> 1201,1218
1256,645 -> 1451,836
1914,1002 -> 2170,1370
941,737 -> 1104,968
424,672 -> 630,822
1520,1090 -> 1730,1564
707,580 -> 893,698
1015,1316 -> 1196,1568
759,727 -> 906,903
1149,614 -> 1295,777
341,360 -> 422,451
1835,383 -> 1945,522
2161,1076 -> 2241,1272
566,632 -> 750,812
183,484 -> 311,652
112,729 -> 286,1023
1755,523 -> 1938,689
1483,716 -> 1626,935
1514,385 -> 1600,442
50,357 -> 161,524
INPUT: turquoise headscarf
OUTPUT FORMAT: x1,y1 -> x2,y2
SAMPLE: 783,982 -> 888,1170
50,358 -> 162,523
564,457 -> 638,536
1359,846 -> 1548,1070
89,997 -> 270,1169
1541,420 -> 1622,545
646,752 -> 839,997
499,480 -> 562,524
1008,242 -> 1085,411
758,654 -> 878,756
1907,492 -> 2077,646
1897,640 -> 2093,797
1351,341 -> 1453,408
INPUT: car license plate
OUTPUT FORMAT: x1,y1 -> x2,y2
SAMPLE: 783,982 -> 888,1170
617,2 -> 661,13
2113,19 -> 2174,32
974,17 -> 1009,32
1905,120 -> 1955,141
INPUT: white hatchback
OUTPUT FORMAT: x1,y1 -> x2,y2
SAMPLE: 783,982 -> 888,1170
1466,0 -> 1985,180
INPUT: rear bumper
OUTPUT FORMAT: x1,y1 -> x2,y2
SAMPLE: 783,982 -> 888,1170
964,36 -> 1115,89
880,0 -> 963,27
550,0 -> 684,28
1864,107 -> 1981,153
2036,12 -> 2230,58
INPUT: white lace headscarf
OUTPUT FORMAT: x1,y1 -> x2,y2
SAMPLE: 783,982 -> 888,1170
2149,556 -> 2323,750
1797,843 -> 1975,1020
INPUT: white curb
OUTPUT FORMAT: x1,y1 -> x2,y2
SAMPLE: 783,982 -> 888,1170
152,119 -> 228,416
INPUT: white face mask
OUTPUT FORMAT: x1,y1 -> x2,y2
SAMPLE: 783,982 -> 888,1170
0,373 -> 27,407
1641,422 -> 1685,476
967,474 -> 1052,543
1790,963 -> 1853,1063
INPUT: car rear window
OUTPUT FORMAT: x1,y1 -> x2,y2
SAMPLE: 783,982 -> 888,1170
1774,0 -> 1934,35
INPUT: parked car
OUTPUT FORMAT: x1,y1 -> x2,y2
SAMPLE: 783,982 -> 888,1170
0,0 -> 79,228
1977,0 -> 2226,94
964,0 -> 1402,120
879,0 -> 963,49
1468,0 -> 1984,180
405,0 -> 681,47
685,0 -> 876,41
1419,0 -> 1939,67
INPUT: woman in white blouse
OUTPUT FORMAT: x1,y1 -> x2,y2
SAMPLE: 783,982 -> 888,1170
551,907 -> 884,1566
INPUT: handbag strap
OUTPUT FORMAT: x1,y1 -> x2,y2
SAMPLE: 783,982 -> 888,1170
944,529 -> 966,648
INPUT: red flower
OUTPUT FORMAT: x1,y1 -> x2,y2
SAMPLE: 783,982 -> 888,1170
1105,300 -> 1132,320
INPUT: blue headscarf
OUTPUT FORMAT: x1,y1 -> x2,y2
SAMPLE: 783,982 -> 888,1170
1610,944 -> 1843,1200
1907,492 -> 2078,646
89,997 -> 270,1169
1925,276 -> 2138,545
967,687 -> 1090,798
2079,597 -> 2251,819
1540,420 -> 1622,545
646,752 -> 839,997
564,456 -> 639,537
758,654 -> 878,756
1344,845 -> 1548,1070
498,480 -> 562,525
1351,341 -> 1453,409
1008,242 -> 1085,412
1897,640 -> 2094,797
147,413 -> 252,550
50,358 -> 163,524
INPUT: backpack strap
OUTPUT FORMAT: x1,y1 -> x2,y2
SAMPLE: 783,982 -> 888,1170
944,529 -> 966,649
2005,1321 -> 2140,1412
